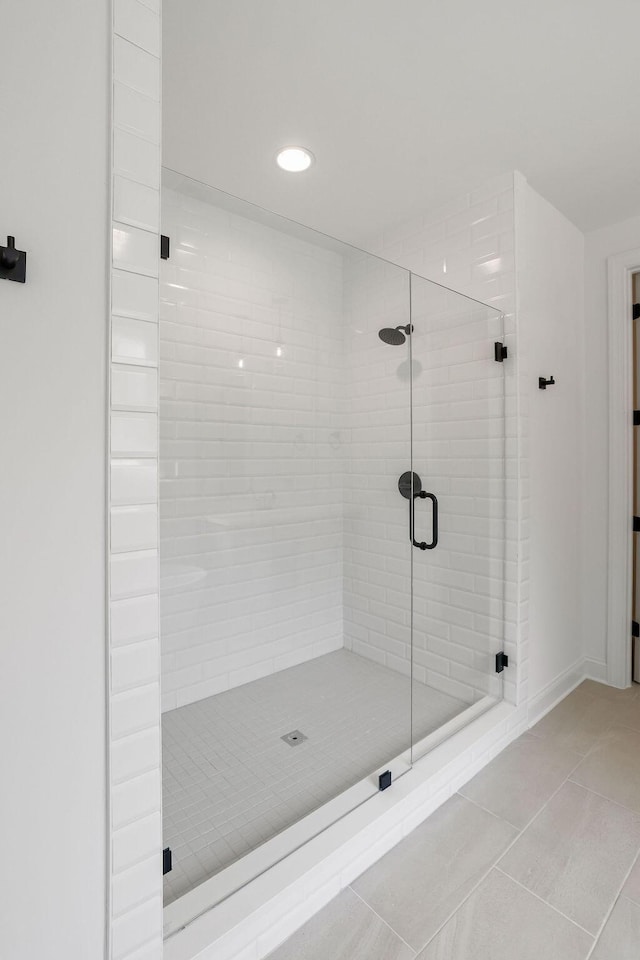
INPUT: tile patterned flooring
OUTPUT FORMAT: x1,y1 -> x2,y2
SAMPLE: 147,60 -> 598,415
162,650 -> 467,905
268,679 -> 640,960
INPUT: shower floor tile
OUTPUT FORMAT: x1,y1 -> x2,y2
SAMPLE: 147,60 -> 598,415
162,649 -> 468,905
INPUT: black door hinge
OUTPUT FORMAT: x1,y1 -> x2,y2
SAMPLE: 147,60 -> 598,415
378,770 -> 392,791
633,622 -> 640,638
160,235 -> 170,260
633,303 -> 640,320
163,847 -> 172,875
634,517 -> 640,533
634,411 -> 640,426
495,651 -> 509,673
494,342 -> 508,362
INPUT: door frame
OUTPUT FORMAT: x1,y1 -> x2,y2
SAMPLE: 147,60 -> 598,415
606,246 -> 640,687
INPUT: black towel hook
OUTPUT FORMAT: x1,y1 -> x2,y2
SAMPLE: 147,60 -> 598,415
0,235 -> 27,283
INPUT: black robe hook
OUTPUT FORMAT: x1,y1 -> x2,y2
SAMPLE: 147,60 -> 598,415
0,236 -> 26,283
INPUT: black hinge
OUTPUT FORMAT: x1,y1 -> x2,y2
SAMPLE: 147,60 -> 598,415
633,303 -> 640,320
633,622 -> 640,638
634,517 -> 640,533
163,847 -> 172,875
378,770 -> 392,791
494,342 -> 508,362
634,411 -> 640,426
160,235 -> 170,260
495,651 -> 509,673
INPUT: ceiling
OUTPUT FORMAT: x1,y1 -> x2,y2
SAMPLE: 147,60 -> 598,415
163,0 -> 640,246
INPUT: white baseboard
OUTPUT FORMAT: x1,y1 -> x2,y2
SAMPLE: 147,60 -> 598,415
526,658 -> 587,728
583,658 -> 608,683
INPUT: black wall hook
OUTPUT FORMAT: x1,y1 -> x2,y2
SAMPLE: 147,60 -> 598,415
539,376 -> 555,390
0,236 -> 26,283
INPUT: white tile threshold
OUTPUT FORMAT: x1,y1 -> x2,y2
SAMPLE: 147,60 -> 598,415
163,698 -> 527,960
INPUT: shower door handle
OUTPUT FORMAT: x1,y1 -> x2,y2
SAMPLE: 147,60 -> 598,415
413,491 -> 438,550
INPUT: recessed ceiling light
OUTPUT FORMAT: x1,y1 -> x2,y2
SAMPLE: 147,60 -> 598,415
276,147 -> 314,173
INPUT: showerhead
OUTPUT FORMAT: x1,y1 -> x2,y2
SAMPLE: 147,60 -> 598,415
378,324 -> 412,346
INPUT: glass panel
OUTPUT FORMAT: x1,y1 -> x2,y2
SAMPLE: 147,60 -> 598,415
159,170 -> 413,924
409,276 -> 505,760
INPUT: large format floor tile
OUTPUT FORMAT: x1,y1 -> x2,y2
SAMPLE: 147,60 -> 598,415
622,856 -> 640,904
352,793 -> 517,951
498,780 -> 640,933
580,679 -> 640,702
591,897 -> 640,960
459,734 -> 581,828
570,725 -> 640,815
266,887 -> 415,960
605,696 -> 640,734
530,684 -> 618,755
417,869 -> 593,960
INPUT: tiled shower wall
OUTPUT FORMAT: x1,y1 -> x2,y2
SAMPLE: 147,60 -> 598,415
159,186 -> 345,711
158,176 -> 522,713
343,263 -> 506,704
363,171 -> 524,706
108,2 -> 163,959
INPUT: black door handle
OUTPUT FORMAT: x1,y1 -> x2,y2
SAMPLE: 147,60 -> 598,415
421,491 -> 438,549
398,472 -> 438,551
413,491 -> 438,550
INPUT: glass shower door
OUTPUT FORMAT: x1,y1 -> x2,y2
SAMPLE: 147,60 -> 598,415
409,276 -> 506,759
342,249 -> 415,783
160,172 -> 418,925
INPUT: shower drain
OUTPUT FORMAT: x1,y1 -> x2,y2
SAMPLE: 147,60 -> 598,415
281,729 -> 308,747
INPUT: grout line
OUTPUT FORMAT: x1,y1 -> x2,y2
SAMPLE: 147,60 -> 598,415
455,790 -> 522,831
584,847 -> 640,959
493,866 -> 594,938
348,886 -> 418,956
565,777 -> 640,819
414,745 -> 588,952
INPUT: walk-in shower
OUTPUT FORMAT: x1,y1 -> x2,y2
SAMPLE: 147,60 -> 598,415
159,169 -> 506,929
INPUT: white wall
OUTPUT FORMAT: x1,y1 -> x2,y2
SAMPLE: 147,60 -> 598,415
583,214 -> 640,673
514,176 -> 585,703
159,185 -> 345,710
0,4 -> 109,959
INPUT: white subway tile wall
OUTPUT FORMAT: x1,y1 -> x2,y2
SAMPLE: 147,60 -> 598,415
343,260 -> 506,705
159,180 -> 511,716
109,2 -> 163,959
365,171 -> 525,707
159,188 -> 346,711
